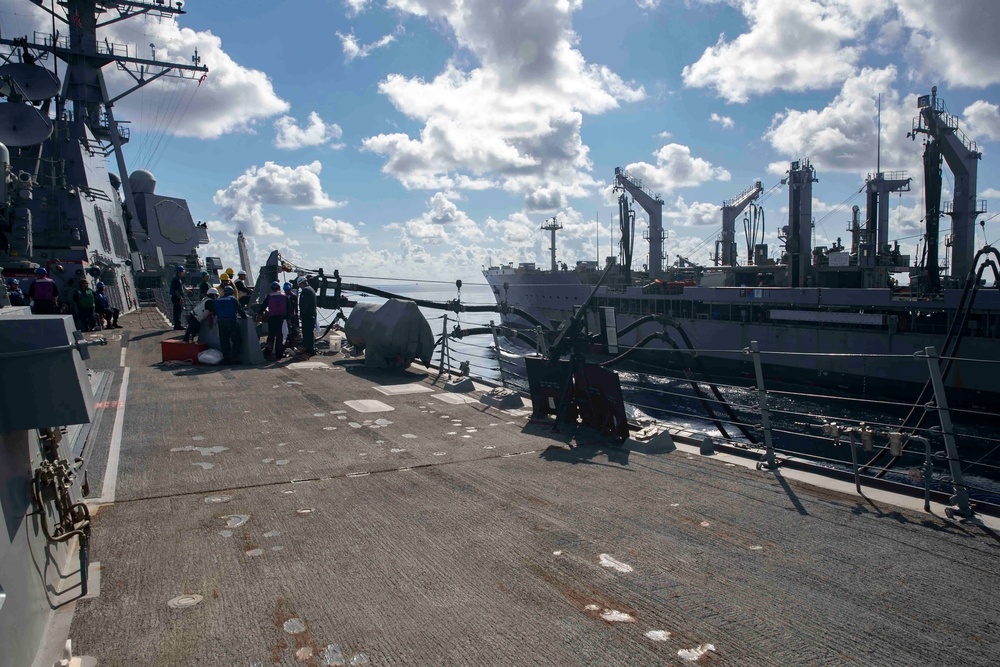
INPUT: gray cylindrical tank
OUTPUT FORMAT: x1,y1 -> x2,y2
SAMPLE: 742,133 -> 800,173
129,169 -> 157,194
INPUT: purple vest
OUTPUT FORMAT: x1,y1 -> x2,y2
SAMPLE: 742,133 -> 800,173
267,293 -> 288,317
33,278 -> 56,301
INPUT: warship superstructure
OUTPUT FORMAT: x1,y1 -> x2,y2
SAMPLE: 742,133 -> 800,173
486,89 -> 1000,407
0,0 -> 211,310
0,2 -> 208,664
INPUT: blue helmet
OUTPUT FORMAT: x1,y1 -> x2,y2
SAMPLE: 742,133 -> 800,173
282,282 -> 292,292
175,265 -> 185,273
35,267 -> 47,276
270,280 -> 281,290
6,278 -> 18,286
95,281 -> 105,290
223,285 -> 235,295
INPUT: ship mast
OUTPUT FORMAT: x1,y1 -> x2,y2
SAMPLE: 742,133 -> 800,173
541,216 -> 562,272
0,0 -> 208,269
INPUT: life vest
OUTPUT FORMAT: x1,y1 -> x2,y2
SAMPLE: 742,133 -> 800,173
215,295 -> 238,320
76,288 -> 95,309
193,297 -> 214,322
32,277 -> 56,301
9,289 -> 25,306
267,293 -> 288,317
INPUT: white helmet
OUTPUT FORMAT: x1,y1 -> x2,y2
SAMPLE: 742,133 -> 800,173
207,287 -> 220,296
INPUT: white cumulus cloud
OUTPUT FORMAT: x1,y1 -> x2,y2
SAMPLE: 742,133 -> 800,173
765,66 -> 917,174
313,217 -> 367,244
365,0 -> 645,207
682,0 -> 892,103
963,101 -> 1000,143
214,161 -> 343,236
709,113 -> 734,129
274,112 -> 344,150
623,143 -> 731,195
896,1 -> 1000,88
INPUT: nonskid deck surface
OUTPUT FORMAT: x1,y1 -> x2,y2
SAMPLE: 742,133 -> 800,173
69,311 -> 1000,666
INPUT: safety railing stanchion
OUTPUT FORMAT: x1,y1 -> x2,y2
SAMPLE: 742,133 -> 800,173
750,340 -> 777,470
490,319 -> 505,387
438,314 -> 449,380
923,346 -> 973,518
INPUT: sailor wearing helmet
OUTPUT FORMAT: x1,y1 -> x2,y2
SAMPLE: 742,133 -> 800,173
5,278 -> 25,306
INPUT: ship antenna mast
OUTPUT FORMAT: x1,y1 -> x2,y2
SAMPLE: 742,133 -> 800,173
876,93 -> 881,174
541,215 -> 563,272
0,0 -> 209,268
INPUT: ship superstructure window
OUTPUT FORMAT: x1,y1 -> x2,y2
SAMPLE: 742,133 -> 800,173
94,206 -> 111,253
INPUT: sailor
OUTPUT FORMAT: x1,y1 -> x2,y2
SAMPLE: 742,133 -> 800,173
183,287 -> 218,344
297,275 -> 317,357
27,267 -> 58,314
283,281 -> 299,345
215,285 -> 246,364
198,270 -> 212,298
6,278 -> 25,306
94,282 -> 122,329
262,281 -> 289,359
218,272 -> 234,298
169,265 -> 187,330
235,270 -> 251,307
73,278 -> 98,331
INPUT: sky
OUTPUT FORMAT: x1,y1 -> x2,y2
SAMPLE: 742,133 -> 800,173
3,0 -> 1000,284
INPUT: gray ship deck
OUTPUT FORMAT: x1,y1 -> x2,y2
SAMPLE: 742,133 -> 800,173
56,309 -> 1000,666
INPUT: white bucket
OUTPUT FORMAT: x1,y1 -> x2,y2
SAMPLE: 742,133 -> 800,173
329,337 -> 341,353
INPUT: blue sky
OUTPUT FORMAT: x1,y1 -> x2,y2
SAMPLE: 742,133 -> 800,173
4,0 -> 1000,282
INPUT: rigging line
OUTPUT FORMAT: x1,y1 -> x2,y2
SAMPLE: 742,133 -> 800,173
149,83 -> 200,172
813,186 -> 865,229
138,72 -> 185,169
141,80 -> 187,170
340,274 -> 490,286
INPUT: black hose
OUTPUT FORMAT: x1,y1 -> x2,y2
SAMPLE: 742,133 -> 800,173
863,247 -> 999,476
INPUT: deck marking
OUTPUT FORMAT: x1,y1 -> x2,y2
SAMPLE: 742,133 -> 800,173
598,554 -> 634,573
645,630 -> 671,641
678,644 -> 716,661
98,366 -> 130,503
119,347 -> 126,367
600,610 -> 635,623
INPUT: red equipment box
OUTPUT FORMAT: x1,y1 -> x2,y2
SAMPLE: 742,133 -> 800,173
161,339 -> 207,363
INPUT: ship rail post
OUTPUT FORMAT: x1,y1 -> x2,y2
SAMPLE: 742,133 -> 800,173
921,346 -> 973,518
490,320 -> 506,387
438,314 -> 453,379
750,341 -> 778,470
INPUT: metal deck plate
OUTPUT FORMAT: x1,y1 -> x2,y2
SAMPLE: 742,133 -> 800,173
430,392 -> 479,405
343,399 -> 395,413
372,383 -> 434,395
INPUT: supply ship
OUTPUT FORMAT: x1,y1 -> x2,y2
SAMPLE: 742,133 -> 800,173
486,93 -> 1000,408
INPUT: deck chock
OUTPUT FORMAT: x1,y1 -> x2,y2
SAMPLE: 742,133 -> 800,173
445,376 -> 475,393
480,387 -> 523,410
699,436 -> 716,455
644,430 -> 677,454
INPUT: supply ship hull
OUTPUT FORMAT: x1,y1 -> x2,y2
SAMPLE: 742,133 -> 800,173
485,266 -> 1000,408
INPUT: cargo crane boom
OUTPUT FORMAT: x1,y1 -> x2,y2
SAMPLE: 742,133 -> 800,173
718,180 -> 763,266
614,167 -> 664,279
